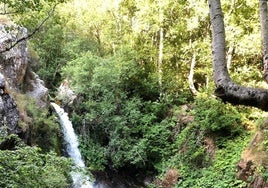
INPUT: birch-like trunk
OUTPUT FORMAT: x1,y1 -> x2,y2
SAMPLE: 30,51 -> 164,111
209,0 -> 268,111
188,54 -> 198,95
259,0 -> 268,83
226,46 -> 234,70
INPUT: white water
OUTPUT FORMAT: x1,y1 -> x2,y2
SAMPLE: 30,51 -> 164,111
51,102 -> 93,188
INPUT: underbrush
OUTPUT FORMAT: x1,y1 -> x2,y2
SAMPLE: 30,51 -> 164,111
150,96 -> 259,188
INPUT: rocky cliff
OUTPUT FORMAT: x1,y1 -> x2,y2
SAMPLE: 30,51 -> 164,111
0,73 -> 20,136
0,23 -> 48,135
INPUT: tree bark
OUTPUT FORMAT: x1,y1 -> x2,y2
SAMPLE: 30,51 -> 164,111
209,0 -> 268,111
226,46 -> 234,70
188,54 -> 198,95
259,0 -> 268,83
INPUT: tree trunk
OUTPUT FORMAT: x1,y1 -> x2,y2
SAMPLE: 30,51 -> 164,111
209,0 -> 268,111
259,0 -> 268,83
188,54 -> 198,95
226,46 -> 234,70
158,2 -> 164,98
260,0 -> 268,55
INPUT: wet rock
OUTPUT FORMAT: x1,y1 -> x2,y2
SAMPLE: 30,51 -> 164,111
237,130 -> 268,187
154,168 -> 179,188
204,137 -> 216,159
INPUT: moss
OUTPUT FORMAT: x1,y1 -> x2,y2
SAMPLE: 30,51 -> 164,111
12,92 -> 62,153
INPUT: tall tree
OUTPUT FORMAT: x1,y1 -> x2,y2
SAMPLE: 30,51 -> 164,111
209,0 -> 268,111
260,0 -> 268,83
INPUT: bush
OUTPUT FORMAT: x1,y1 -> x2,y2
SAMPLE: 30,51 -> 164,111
193,96 -> 243,136
0,135 -> 72,188
155,97 -> 250,188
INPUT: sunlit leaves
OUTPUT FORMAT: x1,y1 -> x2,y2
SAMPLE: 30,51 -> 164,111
1,0 -> 66,13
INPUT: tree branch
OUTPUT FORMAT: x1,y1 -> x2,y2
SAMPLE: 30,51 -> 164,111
209,0 -> 268,111
0,3 -> 58,53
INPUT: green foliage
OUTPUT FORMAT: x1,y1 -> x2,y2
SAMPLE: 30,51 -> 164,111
193,96 -> 243,135
63,49 -> 179,170
80,138 -> 107,171
8,0 -> 267,186
263,169 -> 268,182
152,97 -> 251,188
28,104 -> 61,153
0,143 -> 72,188
62,52 -> 102,93
30,12 -> 67,89
2,0 -> 65,14
15,94 -> 61,153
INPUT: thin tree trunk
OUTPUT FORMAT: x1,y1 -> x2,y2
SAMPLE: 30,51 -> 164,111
259,0 -> 268,83
226,46 -> 234,70
209,0 -> 268,111
158,3 -> 164,98
188,54 -> 198,95
260,0 -> 268,55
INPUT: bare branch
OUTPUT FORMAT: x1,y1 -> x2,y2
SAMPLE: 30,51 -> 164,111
0,3 -> 58,53
0,11 -> 19,15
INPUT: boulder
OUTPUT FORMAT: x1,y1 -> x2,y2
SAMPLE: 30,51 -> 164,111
56,79 -> 76,106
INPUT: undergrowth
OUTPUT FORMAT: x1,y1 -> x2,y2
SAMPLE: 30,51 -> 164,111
151,96 -> 254,188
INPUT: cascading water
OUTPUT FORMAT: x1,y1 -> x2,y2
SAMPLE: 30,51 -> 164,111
51,102 -> 93,188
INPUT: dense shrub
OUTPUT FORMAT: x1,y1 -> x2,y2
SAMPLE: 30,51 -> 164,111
0,135 -> 72,188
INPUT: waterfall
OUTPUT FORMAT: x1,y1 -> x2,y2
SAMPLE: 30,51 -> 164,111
51,102 -> 93,188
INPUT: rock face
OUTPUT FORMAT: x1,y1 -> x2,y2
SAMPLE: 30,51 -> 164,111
0,24 -> 48,106
56,79 -> 76,106
0,24 -> 28,90
0,24 -> 48,135
0,73 -> 20,135
24,70 -> 48,107
237,130 -> 268,187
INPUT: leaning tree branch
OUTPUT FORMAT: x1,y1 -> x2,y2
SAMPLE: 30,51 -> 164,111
209,0 -> 268,111
0,3 -> 58,53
